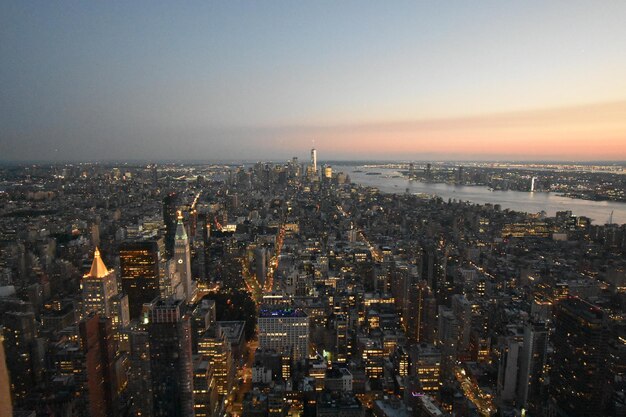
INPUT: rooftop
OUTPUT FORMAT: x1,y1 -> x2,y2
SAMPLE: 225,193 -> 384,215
259,307 -> 307,318
217,321 -> 245,343
85,247 -> 111,278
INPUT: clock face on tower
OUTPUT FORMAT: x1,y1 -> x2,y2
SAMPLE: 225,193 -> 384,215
178,259 -> 183,264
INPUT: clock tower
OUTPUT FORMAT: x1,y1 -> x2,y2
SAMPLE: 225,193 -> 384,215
174,210 -> 194,301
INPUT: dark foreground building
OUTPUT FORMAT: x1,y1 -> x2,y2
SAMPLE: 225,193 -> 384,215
149,299 -> 194,417
550,296 -> 610,417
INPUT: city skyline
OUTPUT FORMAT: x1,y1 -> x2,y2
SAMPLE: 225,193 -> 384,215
2,1 -> 626,162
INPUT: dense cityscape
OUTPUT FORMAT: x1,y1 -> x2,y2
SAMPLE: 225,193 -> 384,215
1,149 -> 625,417
3,2 -> 626,417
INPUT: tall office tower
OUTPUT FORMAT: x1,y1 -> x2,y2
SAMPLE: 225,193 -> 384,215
517,320 -> 548,414
3,311 -> 37,403
418,245 -> 448,305
110,293 -> 130,336
391,263 -> 410,313
120,239 -> 164,319
0,328 -> 12,417
550,297 -> 609,417
311,147 -> 317,174
455,165 -> 464,184
166,259 -> 184,301
174,211 -> 194,301
334,314 -> 349,363
258,307 -> 310,361
254,247 -> 267,287
496,336 -> 522,404
323,165 -> 332,181
451,294 -> 472,354
405,280 -> 436,343
82,248 -> 118,318
162,192 -> 179,257
437,306 -> 458,380
149,299 -> 194,417
79,314 -> 119,417
125,321 -> 153,417
198,325 -> 233,397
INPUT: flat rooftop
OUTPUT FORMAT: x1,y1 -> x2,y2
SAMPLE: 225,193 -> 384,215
259,308 -> 307,318
217,320 -> 245,342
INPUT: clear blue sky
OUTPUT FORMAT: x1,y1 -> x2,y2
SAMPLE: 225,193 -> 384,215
2,1 -> 626,161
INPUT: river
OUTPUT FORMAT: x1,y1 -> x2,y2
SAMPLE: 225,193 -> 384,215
336,166 -> 626,225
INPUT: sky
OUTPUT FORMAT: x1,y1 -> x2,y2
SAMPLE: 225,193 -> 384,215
1,1 -> 626,162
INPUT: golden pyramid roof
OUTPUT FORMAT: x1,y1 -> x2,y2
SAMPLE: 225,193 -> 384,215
87,247 -> 110,278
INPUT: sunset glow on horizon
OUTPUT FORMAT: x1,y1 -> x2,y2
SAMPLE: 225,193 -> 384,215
260,100 -> 626,161
1,1 -> 626,161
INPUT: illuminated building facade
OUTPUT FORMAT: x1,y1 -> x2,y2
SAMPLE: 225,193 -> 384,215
258,307 -> 310,361
197,326 -> 233,396
362,341 -> 385,379
120,240 -> 163,319
82,248 -> 118,318
411,343 -> 442,396
3,311 -> 37,404
310,147 -> 317,174
193,359 -> 218,417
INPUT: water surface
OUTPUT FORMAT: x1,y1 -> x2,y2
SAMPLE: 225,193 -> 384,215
337,166 -> 626,225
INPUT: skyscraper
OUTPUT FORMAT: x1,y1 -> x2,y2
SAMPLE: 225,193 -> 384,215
125,320 -> 153,417
79,314 -> 120,417
311,147 -> 317,174
405,279 -> 436,343
82,248 -> 118,318
174,211 -> 194,301
120,239 -> 164,319
3,311 -> 37,404
0,328 -> 12,417
497,334 -> 522,404
163,192 -> 179,257
517,319 -> 547,414
149,299 -> 194,417
550,297 -> 609,417
254,246 -> 267,287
